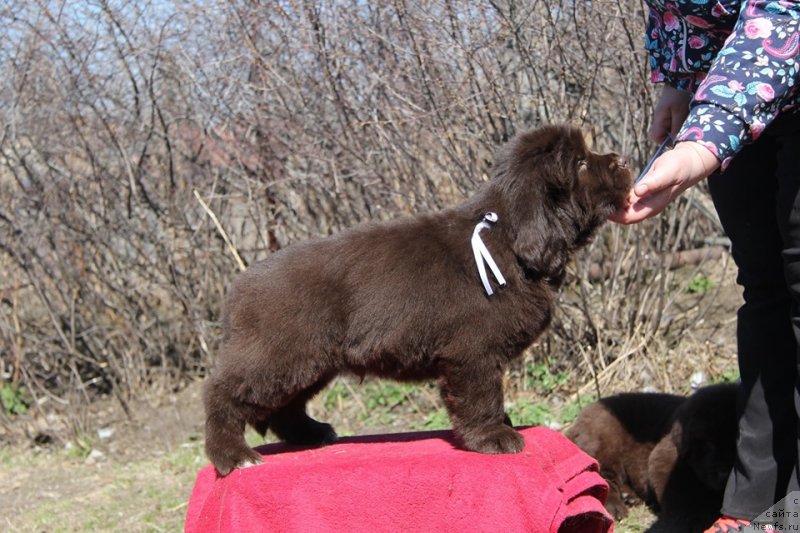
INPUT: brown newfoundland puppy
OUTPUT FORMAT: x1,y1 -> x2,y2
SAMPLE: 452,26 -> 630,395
565,383 -> 738,532
203,125 -> 632,476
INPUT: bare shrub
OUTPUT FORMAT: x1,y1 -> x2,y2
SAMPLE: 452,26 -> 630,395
0,0 -> 729,436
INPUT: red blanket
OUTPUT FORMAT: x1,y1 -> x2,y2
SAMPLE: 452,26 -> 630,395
185,426 -> 613,533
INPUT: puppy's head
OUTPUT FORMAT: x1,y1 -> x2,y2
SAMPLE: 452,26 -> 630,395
492,124 -> 631,275
671,383 -> 738,490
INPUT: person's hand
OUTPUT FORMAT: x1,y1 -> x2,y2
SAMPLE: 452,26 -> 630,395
650,85 -> 692,142
610,141 -> 720,224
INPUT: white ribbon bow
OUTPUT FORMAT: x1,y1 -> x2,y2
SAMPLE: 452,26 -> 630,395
471,212 -> 507,296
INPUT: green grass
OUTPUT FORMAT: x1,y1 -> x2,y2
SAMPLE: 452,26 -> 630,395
1,383 -> 32,415
1,436 -> 206,532
526,359 -> 571,394
616,504 -> 657,532
687,273 -> 718,294
715,366 -> 740,383
322,379 -> 442,433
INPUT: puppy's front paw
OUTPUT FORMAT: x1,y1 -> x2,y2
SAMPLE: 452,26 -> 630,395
213,448 -> 263,477
605,490 -> 630,520
464,424 -> 525,454
238,456 -> 263,469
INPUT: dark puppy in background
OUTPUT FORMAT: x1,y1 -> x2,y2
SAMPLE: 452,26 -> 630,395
646,383 -> 738,533
203,125 -> 632,476
565,383 -> 738,531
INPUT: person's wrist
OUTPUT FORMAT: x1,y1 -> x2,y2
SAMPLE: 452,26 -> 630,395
674,141 -> 720,180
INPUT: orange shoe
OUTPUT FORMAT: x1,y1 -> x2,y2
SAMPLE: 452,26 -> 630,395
703,516 -> 753,533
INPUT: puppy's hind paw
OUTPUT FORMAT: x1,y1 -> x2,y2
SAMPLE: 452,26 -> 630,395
318,424 -> 338,445
273,417 -> 339,447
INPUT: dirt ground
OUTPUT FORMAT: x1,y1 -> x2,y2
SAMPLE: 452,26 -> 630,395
1,381 -> 208,532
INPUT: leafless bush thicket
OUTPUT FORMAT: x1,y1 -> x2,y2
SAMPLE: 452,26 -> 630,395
0,0 -> 729,434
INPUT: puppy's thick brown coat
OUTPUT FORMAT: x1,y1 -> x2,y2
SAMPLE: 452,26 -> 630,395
203,125 -> 631,476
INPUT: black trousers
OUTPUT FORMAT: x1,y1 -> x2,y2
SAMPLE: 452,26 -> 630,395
707,110 -> 800,519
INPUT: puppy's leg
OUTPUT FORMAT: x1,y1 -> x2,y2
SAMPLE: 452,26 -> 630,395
440,361 -> 524,454
604,481 -> 631,520
203,375 -> 263,476
270,376 -> 338,446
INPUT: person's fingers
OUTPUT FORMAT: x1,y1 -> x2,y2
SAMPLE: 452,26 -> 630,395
610,205 -> 649,224
633,157 -> 677,198
612,141 -> 715,226
649,113 -> 670,144
650,85 -> 691,143
633,179 -> 650,198
670,106 -> 687,140
611,186 -> 675,224
610,199 -> 657,224
609,191 -> 637,223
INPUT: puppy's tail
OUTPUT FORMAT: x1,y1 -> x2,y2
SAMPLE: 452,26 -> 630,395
203,375 -> 262,476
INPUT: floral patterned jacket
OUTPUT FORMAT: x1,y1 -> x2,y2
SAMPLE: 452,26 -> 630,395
645,0 -> 799,168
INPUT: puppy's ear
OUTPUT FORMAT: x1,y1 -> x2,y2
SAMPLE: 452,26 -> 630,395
512,210 -> 571,275
496,124 -> 586,275
672,417 -> 692,459
648,432 -> 679,503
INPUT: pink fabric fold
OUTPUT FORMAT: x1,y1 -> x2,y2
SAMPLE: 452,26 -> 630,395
185,426 -> 613,533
